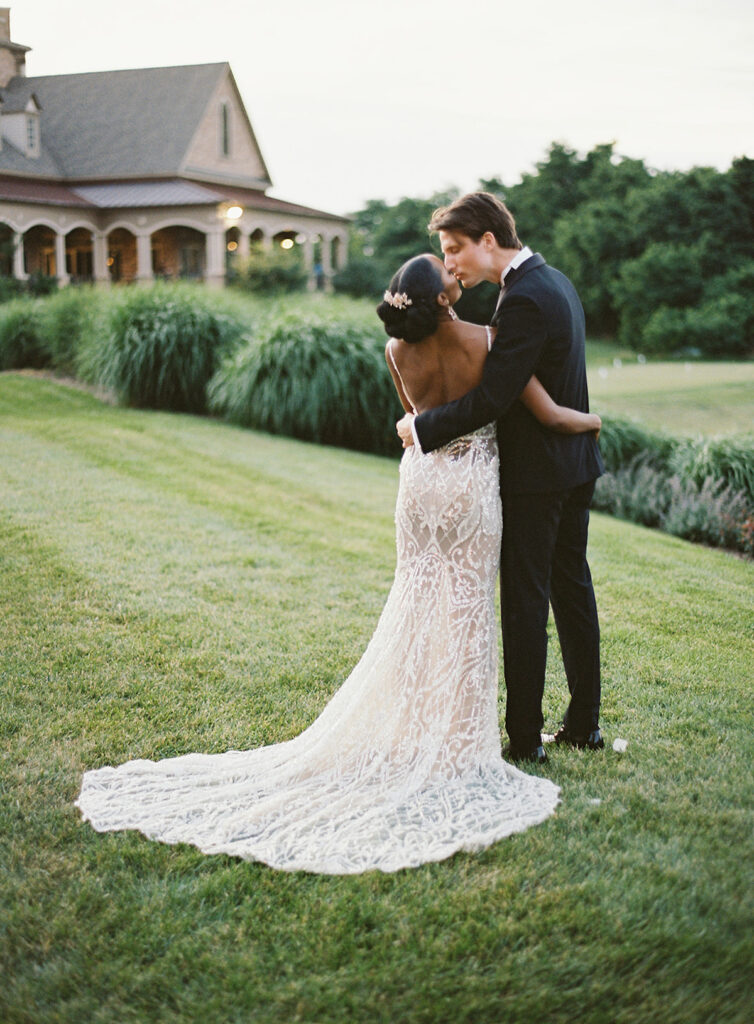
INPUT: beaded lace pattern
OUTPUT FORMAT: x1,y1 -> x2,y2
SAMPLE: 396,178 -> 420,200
76,329 -> 560,873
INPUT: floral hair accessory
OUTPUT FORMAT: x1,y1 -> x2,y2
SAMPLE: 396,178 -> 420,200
383,290 -> 413,310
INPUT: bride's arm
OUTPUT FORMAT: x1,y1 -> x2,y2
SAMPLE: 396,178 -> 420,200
520,376 -> 601,437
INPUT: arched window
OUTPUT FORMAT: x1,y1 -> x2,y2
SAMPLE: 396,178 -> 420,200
220,103 -> 231,157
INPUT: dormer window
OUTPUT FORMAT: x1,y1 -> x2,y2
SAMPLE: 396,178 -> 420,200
27,114 -> 39,156
220,102 -> 230,157
0,94 -> 41,159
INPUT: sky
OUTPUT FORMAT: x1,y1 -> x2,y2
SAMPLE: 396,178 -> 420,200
14,0 -> 754,216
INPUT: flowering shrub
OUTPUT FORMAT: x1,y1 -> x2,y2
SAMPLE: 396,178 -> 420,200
594,458 -> 753,555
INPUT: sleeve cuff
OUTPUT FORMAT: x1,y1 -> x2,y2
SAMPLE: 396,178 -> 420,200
411,416 -> 423,452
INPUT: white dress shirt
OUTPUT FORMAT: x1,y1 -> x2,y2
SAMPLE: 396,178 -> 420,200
501,245 -> 533,284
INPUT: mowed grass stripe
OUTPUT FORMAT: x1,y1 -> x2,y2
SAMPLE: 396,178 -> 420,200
1,373 -> 752,1024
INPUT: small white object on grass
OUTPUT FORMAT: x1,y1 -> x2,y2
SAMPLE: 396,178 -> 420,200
612,738 -> 628,752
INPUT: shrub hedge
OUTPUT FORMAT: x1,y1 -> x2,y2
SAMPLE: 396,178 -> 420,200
83,285 -> 246,412
0,299 -> 49,370
208,308 -> 403,455
595,417 -> 675,474
1,282 -> 751,554
40,286 -> 106,378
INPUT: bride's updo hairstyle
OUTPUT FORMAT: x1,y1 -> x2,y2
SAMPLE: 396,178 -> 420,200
376,255 -> 446,344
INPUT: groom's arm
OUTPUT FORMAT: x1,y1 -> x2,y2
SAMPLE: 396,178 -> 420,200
414,296 -> 548,453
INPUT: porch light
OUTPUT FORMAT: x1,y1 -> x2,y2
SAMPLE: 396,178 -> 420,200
280,238 -> 294,250
226,205 -> 243,220
227,240 -> 238,252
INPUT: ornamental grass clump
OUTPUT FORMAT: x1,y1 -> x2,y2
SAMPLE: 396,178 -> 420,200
0,298 -> 49,370
90,284 -> 245,413
596,416 -> 675,474
208,312 -> 404,455
40,286 -> 106,377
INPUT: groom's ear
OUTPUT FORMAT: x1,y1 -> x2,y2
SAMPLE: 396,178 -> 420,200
481,231 -> 497,250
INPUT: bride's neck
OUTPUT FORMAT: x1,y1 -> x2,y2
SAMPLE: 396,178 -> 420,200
436,308 -> 459,326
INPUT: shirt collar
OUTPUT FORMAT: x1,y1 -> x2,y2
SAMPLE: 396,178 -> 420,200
501,245 -> 533,285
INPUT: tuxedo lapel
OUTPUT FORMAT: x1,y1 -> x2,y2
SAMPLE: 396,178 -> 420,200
490,253 -> 545,326
503,253 -> 545,290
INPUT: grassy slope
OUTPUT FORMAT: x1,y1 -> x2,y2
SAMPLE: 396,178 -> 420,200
1,374 -> 752,1024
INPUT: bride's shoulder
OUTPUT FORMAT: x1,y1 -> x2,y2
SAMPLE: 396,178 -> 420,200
454,321 -> 494,347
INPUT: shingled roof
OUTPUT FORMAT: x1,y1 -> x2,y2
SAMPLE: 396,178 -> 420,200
0,62 -> 272,185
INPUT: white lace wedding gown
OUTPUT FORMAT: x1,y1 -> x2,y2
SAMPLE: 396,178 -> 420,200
76,382 -> 560,874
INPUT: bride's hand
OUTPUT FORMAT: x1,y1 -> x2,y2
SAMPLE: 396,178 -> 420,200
591,413 -> 602,441
396,413 -> 415,448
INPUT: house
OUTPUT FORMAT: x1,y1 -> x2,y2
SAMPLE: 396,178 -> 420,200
0,8 -> 349,288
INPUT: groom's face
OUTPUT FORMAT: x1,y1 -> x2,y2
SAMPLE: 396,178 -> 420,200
439,230 -> 492,289
432,256 -> 463,305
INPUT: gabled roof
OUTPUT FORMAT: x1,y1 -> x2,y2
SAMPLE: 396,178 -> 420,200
0,63 -> 272,185
0,131 -> 63,177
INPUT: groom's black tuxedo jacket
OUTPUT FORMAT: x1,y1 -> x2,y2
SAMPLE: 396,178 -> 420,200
415,254 -> 604,494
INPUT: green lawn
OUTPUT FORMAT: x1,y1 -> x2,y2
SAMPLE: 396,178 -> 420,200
586,350 -> 754,437
1,374 -> 752,1024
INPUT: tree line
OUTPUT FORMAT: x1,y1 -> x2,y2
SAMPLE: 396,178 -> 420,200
335,143 -> 754,358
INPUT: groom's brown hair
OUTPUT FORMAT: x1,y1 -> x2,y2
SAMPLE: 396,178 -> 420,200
429,192 -> 522,250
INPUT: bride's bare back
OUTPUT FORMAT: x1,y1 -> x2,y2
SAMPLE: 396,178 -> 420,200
387,320 -> 490,414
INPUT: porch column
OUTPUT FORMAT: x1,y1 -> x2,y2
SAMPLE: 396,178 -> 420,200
321,233 -> 333,293
302,234 -> 315,291
205,227 -> 225,289
335,233 -> 348,270
55,231 -> 70,286
237,230 -> 250,260
12,232 -> 27,281
136,232 -> 154,284
93,230 -> 110,287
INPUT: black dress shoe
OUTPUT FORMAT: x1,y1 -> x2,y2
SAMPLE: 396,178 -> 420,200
553,725 -> 605,750
504,743 -> 548,764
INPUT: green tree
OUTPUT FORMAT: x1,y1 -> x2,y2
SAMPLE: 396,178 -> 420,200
612,240 -> 706,349
549,196 -> 639,334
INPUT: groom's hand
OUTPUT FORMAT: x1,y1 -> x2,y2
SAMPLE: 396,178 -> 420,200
396,413 -> 415,448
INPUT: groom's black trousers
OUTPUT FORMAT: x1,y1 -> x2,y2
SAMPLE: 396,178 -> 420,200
500,479 -> 601,750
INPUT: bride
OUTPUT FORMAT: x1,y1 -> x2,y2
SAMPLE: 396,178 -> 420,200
76,254 -> 601,875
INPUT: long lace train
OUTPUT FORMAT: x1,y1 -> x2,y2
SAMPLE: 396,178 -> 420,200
76,425 -> 559,873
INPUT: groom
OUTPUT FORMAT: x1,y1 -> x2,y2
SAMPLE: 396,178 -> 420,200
397,192 -> 604,763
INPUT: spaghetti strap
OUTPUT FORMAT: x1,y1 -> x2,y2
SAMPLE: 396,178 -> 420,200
388,339 -> 418,415
485,325 -> 493,352
387,340 -> 400,374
